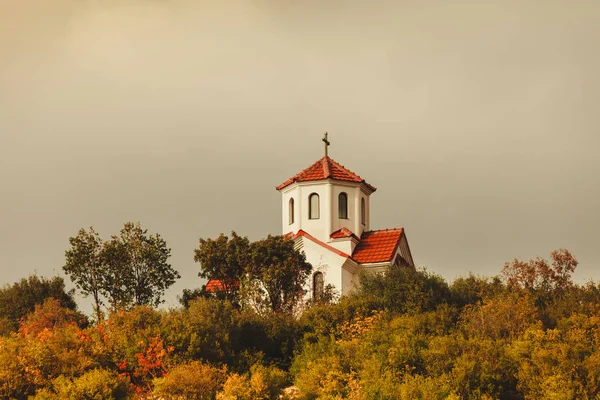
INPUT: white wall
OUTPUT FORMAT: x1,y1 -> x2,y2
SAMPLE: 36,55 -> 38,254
341,265 -> 359,294
298,235 -> 348,296
280,179 -> 372,243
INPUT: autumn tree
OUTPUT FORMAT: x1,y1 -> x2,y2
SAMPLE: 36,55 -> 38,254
194,232 -> 251,303
102,222 -> 180,308
63,227 -> 105,322
250,235 -> 312,314
0,275 -> 78,331
501,248 -> 578,293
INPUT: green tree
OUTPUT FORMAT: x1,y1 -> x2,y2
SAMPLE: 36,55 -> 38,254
161,298 -> 239,365
63,227 -> 105,322
449,274 -> 505,308
178,287 -> 210,309
250,235 -> 312,314
194,231 -> 251,303
358,265 -> 450,314
0,275 -> 78,331
102,222 -> 180,308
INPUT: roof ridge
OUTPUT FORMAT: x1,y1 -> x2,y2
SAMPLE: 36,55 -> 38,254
329,158 -> 365,180
322,156 -> 331,178
365,228 -> 404,234
330,227 -> 360,240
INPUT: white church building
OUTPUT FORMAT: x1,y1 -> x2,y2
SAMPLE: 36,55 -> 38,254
277,136 -> 415,300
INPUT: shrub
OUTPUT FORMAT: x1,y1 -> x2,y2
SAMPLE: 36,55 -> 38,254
32,369 -> 130,400
217,364 -> 288,400
153,361 -> 228,400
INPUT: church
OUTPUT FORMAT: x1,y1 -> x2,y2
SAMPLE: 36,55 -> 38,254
277,134 -> 415,300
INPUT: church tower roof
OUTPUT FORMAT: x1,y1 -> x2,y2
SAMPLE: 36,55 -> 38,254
276,156 -> 377,192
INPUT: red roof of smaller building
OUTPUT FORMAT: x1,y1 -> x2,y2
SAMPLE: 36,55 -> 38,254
205,278 -> 239,293
276,156 -> 376,192
330,227 -> 359,240
352,228 -> 404,264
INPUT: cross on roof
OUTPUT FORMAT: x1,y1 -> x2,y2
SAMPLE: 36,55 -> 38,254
322,132 -> 330,157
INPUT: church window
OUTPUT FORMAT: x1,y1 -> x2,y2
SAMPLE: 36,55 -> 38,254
361,198 -> 366,225
313,272 -> 324,301
289,198 -> 294,224
338,192 -> 348,219
309,193 -> 320,219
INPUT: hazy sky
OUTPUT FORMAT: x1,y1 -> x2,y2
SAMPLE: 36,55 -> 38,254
1,0 -> 599,314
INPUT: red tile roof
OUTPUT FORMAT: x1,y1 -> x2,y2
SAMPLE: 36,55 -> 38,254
205,278 -> 239,293
330,227 -> 359,240
352,228 -> 404,264
276,156 -> 376,192
293,228 -> 405,265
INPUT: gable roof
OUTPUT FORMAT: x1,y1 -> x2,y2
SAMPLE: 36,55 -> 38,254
292,230 -> 351,258
292,228 -> 406,265
276,156 -> 376,192
352,228 -> 404,264
330,227 -> 360,240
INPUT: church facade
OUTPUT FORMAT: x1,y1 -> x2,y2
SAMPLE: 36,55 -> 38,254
277,144 -> 415,300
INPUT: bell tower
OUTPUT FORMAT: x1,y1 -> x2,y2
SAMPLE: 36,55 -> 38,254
276,135 -> 376,248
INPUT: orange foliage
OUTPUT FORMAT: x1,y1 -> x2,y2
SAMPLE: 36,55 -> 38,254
134,335 -> 171,379
18,298 -> 85,337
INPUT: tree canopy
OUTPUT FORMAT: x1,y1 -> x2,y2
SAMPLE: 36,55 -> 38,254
250,235 -> 312,314
63,227 -> 105,321
63,222 -> 180,313
0,275 -> 78,332
194,232 -> 312,314
102,222 -> 180,308
193,231 -> 251,304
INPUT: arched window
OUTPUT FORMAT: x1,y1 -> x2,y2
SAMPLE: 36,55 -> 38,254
289,198 -> 294,225
361,198 -> 366,225
309,193 -> 320,219
338,192 -> 348,219
313,272 -> 324,301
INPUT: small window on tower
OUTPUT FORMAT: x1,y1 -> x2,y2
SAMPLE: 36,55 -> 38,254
309,193 -> 320,219
289,198 -> 294,225
313,272 -> 324,301
338,192 -> 348,219
361,198 -> 366,225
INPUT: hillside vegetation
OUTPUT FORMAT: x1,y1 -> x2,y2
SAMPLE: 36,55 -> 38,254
1,248 -> 599,399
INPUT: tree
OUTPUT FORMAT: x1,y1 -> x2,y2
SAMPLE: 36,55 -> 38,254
102,222 -> 180,308
0,275 -> 78,331
63,227 -> 105,322
358,265 -> 450,314
178,287 -> 209,309
501,248 -> 578,293
194,232 -> 251,303
449,274 -> 505,308
250,235 -> 312,314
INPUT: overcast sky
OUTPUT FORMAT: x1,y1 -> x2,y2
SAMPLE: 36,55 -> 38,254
1,0 -> 599,315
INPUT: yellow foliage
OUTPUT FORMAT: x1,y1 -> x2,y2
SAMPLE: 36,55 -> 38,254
152,361 -> 227,400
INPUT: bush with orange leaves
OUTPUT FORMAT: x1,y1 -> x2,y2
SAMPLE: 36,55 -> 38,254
0,299 -> 93,398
